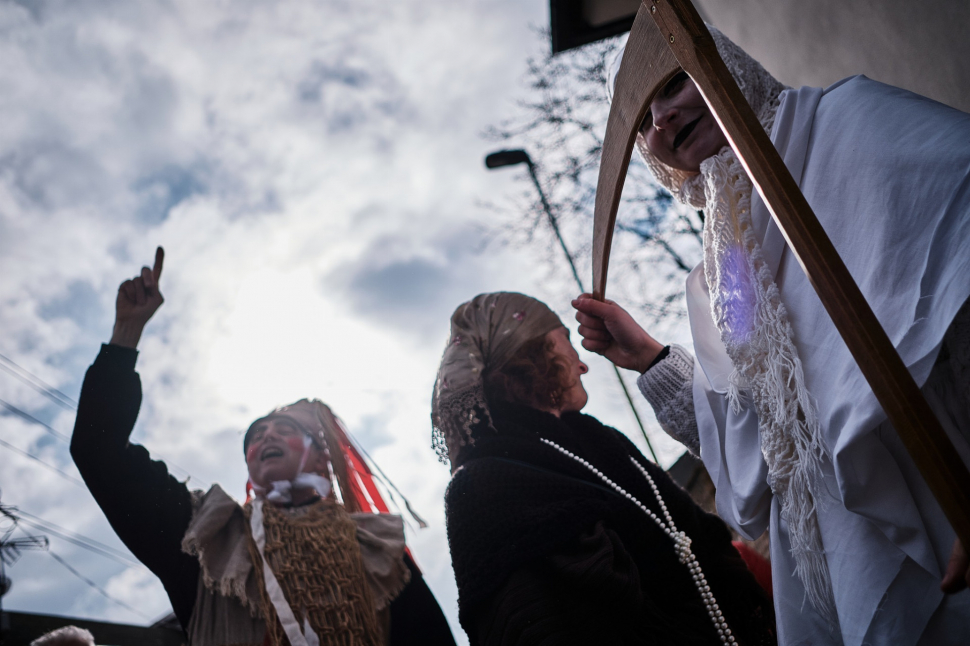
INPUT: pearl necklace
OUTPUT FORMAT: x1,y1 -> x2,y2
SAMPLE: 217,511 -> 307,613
539,438 -> 735,645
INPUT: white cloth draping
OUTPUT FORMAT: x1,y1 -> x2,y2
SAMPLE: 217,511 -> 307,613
689,76 -> 970,645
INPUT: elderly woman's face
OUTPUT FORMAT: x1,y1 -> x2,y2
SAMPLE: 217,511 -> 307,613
641,72 -> 728,173
546,327 -> 589,413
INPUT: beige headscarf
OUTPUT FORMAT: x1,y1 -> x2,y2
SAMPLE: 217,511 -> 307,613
611,28 -> 835,619
431,292 -> 564,465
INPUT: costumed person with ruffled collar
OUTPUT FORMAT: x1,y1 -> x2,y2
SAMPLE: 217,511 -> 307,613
573,26 -> 970,645
71,248 -> 457,646
432,291 -> 776,645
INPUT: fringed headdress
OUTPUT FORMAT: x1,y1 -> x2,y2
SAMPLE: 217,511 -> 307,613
431,292 -> 564,466
245,400 -> 383,645
611,27 -> 835,618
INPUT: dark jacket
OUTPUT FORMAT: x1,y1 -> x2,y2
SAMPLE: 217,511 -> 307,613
445,402 -> 776,646
71,344 -> 456,645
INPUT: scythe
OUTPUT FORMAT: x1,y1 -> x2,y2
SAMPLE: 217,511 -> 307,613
593,0 -> 970,548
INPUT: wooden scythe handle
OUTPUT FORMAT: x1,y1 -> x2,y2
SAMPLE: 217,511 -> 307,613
591,2 -> 680,301
593,0 -> 970,548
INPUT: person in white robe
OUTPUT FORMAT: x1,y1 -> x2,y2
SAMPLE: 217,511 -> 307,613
573,26 -> 970,646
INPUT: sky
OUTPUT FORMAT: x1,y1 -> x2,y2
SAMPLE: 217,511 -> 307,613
0,0 -> 688,639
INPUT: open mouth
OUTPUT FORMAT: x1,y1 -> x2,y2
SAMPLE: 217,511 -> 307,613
261,447 -> 284,461
673,117 -> 701,150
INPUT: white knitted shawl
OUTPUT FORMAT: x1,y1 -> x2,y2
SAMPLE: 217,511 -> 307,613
614,27 -> 834,617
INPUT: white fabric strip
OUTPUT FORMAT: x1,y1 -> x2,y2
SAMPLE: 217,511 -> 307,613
250,499 -> 320,646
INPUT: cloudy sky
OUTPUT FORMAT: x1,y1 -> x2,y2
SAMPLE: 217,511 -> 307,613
0,0 -> 688,638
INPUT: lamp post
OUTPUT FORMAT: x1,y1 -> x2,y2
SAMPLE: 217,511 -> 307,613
485,148 -> 659,462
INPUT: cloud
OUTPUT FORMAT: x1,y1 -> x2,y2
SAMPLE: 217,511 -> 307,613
2,2 -> 669,643
335,221 -> 499,343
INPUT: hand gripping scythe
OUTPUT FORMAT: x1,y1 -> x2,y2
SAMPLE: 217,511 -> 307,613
593,0 -> 970,549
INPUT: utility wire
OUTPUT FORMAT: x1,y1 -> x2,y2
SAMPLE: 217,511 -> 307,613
0,399 -> 70,442
0,392 -> 209,490
0,353 -> 78,410
2,505 -> 149,620
0,438 -> 86,487
48,550 -> 151,621
4,506 -> 144,569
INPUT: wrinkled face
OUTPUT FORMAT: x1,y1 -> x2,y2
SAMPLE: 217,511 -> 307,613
245,417 -> 326,489
546,327 -> 589,413
641,71 -> 728,173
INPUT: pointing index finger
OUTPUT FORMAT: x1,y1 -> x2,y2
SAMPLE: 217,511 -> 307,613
153,247 -> 165,284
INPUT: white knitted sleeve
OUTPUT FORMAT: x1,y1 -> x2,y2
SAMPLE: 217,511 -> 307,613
636,345 -> 700,456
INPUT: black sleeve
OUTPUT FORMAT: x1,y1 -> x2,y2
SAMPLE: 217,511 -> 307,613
389,554 -> 458,646
70,344 -> 200,630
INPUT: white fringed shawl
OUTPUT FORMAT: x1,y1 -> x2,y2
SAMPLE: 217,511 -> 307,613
697,144 -> 832,617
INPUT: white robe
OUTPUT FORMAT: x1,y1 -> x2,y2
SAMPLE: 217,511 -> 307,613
689,76 -> 970,645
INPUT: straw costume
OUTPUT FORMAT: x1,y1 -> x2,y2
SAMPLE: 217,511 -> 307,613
613,26 -> 970,645
433,292 -> 775,645
72,345 -> 456,646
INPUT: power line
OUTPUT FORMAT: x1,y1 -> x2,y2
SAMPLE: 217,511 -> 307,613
2,504 -> 149,621
0,353 -> 77,410
0,399 -> 70,442
0,438 -> 86,487
5,506 -> 144,569
0,396 -> 210,490
47,549 -> 151,621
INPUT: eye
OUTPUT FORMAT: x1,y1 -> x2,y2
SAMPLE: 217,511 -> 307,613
640,110 -> 653,133
276,423 -> 299,436
661,71 -> 689,97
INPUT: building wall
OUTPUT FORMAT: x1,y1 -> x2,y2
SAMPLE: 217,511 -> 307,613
693,0 -> 970,113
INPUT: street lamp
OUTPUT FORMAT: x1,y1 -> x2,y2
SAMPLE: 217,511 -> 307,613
485,148 -> 659,462
485,149 -> 585,290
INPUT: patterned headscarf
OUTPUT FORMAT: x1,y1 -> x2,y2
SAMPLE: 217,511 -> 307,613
431,293 -> 564,465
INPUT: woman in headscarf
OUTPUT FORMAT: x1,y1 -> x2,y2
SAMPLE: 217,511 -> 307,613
71,248 -> 456,646
433,291 -> 776,646
574,25 -> 970,645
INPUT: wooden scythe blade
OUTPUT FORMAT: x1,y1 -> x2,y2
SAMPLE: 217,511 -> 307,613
595,0 -> 970,548
591,2 -> 679,301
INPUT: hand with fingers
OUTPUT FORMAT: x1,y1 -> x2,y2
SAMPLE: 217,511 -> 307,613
571,294 -> 666,374
110,247 -> 165,349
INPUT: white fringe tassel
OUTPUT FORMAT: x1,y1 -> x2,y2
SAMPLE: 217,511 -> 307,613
702,149 -> 836,622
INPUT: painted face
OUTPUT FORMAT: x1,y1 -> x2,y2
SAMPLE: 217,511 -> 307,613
641,71 -> 728,173
244,418 -> 325,489
546,327 -> 589,413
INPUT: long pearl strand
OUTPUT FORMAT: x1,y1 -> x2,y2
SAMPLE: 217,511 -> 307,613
539,438 -> 735,645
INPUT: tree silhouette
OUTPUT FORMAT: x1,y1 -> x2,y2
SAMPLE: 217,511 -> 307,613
485,34 -> 703,329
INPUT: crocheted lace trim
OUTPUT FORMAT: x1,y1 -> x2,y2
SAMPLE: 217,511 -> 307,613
431,383 -> 491,464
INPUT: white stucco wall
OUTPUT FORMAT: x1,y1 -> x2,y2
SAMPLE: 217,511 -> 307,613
694,0 -> 970,113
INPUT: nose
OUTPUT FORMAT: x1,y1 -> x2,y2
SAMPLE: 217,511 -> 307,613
650,100 -> 678,130
578,361 -> 589,375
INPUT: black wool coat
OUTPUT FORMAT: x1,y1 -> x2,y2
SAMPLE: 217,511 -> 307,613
446,402 -> 776,646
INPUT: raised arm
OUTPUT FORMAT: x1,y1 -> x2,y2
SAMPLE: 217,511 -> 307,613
71,247 -> 199,628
